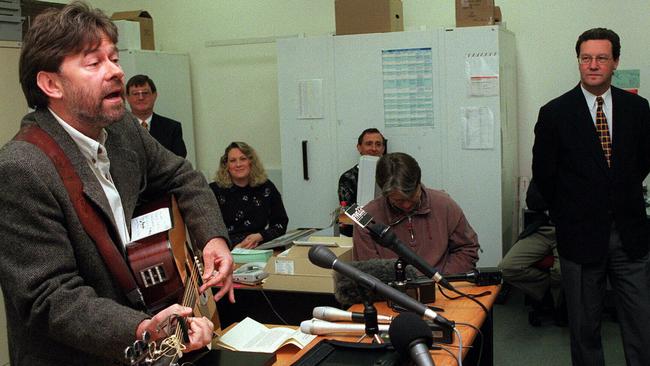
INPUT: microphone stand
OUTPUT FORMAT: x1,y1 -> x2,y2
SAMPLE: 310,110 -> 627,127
394,257 -> 407,283
391,257 -> 409,299
353,284 -> 383,343
362,302 -> 383,344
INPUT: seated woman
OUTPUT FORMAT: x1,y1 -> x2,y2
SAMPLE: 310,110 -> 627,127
210,142 -> 289,249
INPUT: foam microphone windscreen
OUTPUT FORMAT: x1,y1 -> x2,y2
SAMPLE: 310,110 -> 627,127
388,312 -> 433,355
333,258 -> 419,306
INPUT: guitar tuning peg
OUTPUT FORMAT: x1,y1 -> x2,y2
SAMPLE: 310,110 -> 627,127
134,339 -> 147,355
124,345 -> 135,362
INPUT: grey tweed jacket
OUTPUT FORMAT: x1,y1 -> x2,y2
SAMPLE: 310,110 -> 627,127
0,109 -> 228,365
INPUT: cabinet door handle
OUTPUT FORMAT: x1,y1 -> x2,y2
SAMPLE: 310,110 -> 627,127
301,140 -> 309,181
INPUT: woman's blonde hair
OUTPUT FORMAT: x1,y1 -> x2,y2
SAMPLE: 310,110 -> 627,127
214,141 -> 268,188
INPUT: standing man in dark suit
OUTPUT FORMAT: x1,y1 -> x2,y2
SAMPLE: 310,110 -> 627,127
0,2 -> 233,365
532,28 -> 650,365
126,74 -> 188,157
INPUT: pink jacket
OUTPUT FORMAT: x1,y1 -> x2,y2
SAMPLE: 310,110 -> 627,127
352,187 -> 480,274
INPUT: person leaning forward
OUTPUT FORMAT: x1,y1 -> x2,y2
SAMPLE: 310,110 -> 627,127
532,27 -> 650,366
0,2 -> 235,365
353,152 -> 479,274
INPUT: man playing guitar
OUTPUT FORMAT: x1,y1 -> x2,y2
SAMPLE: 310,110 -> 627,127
0,2 -> 234,365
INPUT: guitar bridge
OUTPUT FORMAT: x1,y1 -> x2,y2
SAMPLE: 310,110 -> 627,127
139,263 -> 168,288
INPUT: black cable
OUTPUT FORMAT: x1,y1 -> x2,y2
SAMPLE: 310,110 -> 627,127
258,287 -> 289,325
437,284 -> 490,315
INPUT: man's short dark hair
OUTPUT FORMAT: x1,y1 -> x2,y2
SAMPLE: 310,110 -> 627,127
575,28 -> 620,60
126,74 -> 157,94
357,128 -> 386,145
19,1 -> 118,109
376,152 -> 421,197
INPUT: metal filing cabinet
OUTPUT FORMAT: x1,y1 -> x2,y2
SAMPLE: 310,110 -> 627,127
0,0 -> 22,41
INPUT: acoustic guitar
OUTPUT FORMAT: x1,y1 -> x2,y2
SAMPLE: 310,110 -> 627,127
124,195 -> 220,365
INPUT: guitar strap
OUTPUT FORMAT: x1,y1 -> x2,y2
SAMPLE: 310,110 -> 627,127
14,124 -> 147,310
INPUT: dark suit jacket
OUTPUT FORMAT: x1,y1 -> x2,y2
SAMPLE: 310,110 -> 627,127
150,112 -> 187,158
0,109 -> 227,365
532,84 -> 650,264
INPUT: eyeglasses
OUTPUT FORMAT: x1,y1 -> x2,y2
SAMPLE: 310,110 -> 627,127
129,91 -> 152,98
578,55 -> 611,65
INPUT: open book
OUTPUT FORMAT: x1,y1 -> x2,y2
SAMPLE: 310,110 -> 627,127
215,317 -> 316,353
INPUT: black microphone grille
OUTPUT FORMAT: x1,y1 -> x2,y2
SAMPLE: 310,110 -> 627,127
388,312 -> 433,355
308,245 -> 337,269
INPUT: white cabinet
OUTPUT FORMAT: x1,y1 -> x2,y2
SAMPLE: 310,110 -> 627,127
277,26 -> 517,266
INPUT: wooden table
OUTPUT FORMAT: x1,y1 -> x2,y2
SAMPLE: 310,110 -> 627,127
272,282 -> 500,366
216,284 -> 342,328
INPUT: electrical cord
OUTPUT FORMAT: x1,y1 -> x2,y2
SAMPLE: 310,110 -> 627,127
259,287 -> 289,325
437,284 -> 490,315
453,327 -> 463,366
433,344 -> 459,364
456,321 -> 483,366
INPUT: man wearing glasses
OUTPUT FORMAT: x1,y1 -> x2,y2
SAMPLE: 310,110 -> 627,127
352,152 -> 479,274
532,28 -> 650,365
126,74 -> 187,157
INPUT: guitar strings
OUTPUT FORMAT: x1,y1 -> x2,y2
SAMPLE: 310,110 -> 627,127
147,253 -> 204,363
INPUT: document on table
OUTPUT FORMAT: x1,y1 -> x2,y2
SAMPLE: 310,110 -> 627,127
215,317 -> 316,353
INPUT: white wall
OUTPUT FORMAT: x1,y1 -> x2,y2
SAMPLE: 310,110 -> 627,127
3,1 -> 650,361
89,0 -> 335,179
88,0 -> 650,181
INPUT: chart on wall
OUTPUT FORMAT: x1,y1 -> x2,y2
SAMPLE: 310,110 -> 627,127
381,47 -> 434,128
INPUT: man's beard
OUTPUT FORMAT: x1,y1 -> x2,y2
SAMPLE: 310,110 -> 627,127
62,78 -> 126,129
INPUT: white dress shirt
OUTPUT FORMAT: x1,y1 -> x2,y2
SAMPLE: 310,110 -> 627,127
140,114 -> 152,131
49,109 -> 131,246
581,85 -> 614,139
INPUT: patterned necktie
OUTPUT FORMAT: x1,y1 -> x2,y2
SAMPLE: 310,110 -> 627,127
141,120 -> 149,130
595,96 -> 612,167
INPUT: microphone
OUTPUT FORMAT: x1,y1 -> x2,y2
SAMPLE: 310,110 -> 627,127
300,318 -> 389,336
333,258 -> 419,306
366,222 -> 455,291
313,306 -> 392,323
389,312 -> 435,366
443,267 -> 503,286
308,245 -> 454,329
343,203 -> 454,291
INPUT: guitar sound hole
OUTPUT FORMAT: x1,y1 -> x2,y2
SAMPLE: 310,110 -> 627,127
140,264 -> 168,288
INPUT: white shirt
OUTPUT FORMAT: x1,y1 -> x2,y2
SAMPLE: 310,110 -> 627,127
581,85 -> 613,139
140,114 -> 153,131
49,109 -> 131,246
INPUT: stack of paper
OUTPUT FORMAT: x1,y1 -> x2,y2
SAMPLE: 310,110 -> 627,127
293,235 -> 353,248
255,228 -> 318,250
215,317 -> 316,353
231,248 -> 273,264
